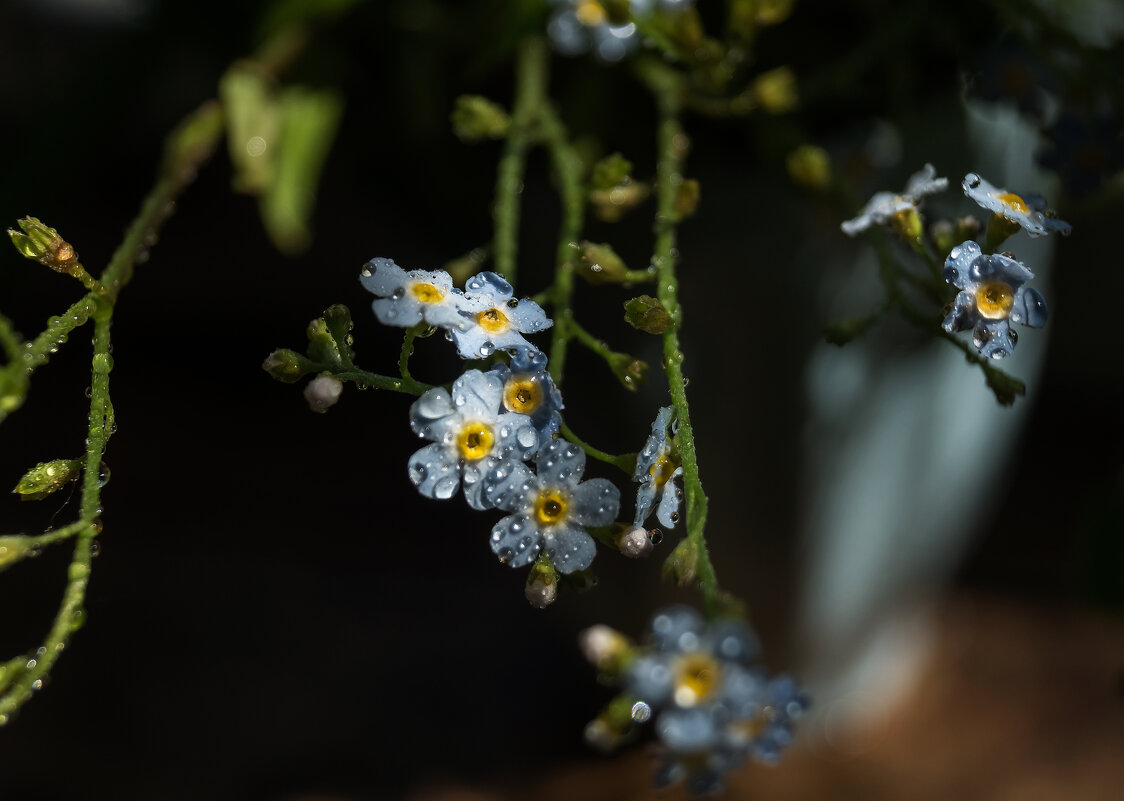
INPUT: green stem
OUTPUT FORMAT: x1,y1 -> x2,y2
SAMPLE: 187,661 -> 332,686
646,76 -> 720,616
399,325 -> 423,381
559,417 -> 636,475
541,101 -> 586,387
492,38 -> 547,288
331,368 -> 432,395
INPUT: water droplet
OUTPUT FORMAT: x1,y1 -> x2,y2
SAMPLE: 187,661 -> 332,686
516,428 -> 536,448
385,309 -> 398,320
454,394 -> 466,407
25,659 -> 37,670
92,352 -> 114,374
391,287 -> 406,300
434,476 -> 459,499
497,547 -> 514,564
31,679 -> 42,691
669,511 -> 680,524
360,266 -> 372,278
479,341 -> 495,357
97,462 -> 111,488
409,463 -> 426,485
648,529 -> 663,545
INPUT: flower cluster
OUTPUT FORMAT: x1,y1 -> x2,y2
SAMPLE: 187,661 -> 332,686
842,167 -> 1070,362
362,258 -> 620,588
582,607 -> 808,795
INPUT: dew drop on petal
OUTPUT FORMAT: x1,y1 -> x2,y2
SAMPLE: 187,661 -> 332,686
497,547 -> 514,564
434,476 -> 459,499
516,427 -> 536,449
391,287 -> 406,299
479,341 -> 496,357
409,463 -> 427,485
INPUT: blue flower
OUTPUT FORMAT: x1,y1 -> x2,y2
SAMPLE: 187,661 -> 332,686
408,370 -> 539,510
619,607 -> 806,795
483,439 -> 620,572
547,0 -> 642,63
360,258 -> 474,331
942,240 -> 1047,359
962,173 -> 1071,237
449,272 -> 553,359
633,406 -> 683,528
841,164 -> 949,236
487,347 -> 564,444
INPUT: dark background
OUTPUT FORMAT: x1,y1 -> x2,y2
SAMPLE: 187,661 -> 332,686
0,1 -> 1121,799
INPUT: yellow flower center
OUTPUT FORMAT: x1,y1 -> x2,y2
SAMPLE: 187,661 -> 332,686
503,375 -> 542,414
456,422 -> 495,461
476,307 -> 510,334
649,455 -> 676,489
575,0 -> 607,26
411,282 -> 444,303
997,192 -> 1028,214
673,652 -> 721,707
534,489 -> 569,526
975,282 -> 1015,320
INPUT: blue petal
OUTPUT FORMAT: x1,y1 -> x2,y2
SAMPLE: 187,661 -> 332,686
634,481 -> 658,526
974,319 -> 1017,359
626,654 -> 674,706
656,708 -> 721,751
410,388 -> 455,437
1011,286 -> 1047,328
464,271 -> 513,302
483,459 -> 536,512
490,514 -> 542,568
451,369 -> 504,417
408,443 -> 460,501
656,467 -> 684,528
941,291 -> 977,334
543,522 -> 596,573
943,240 -> 981,288
536,439 -> 586,488
493,412 -> 539,461
360,257 -> 406,296
509,345 -> 549,372
973,251 -> 1033,286
506,299 -> 553,333
571,478 -> 621,526
462,460 -> 493,511
372,297 -> 424,328
650,606 -> 704,651
708,621 -> 761,667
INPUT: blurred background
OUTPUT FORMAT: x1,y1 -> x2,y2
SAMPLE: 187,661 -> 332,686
0,0 -> 1121,799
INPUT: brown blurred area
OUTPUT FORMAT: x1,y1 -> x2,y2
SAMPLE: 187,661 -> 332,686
396,595 -> 1124,801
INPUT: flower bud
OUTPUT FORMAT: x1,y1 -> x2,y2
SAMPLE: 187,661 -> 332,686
579,624 -> 632,670
673,178 -> 700,220
525,556 -> 558,608
607,351 -> 648,391
663,538 -> 698,587
13,458 -> 81,501
590,153 -> 633,191
752,67 -> 798,114
262,348 -> 315,383
576,241 -> 629,284
786,145 -> 831,190
616,525 -> 653,558
7,217 -> 80,276
305,318 -> 342,366
623,295 -> 672,335
450,95 -> 510,142
304,375 -> 343,413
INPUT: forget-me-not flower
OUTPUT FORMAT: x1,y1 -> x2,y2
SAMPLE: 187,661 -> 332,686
962,172 -> 1071,237
623,607 -> 807,795
942,240 -> 1047,359
841,163 -> 949,236
488,346 -> 564,444
360,258 -> 474,331
450,271 -> 553,359
483,439 -> 619,573
633,406 -> 683,528
408,370 -> 539,509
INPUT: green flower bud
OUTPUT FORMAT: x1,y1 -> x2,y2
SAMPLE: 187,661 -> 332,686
7,217 -> 79,275
589,179 -> 650,223
525,556 -> 558,609
450,95 -> 510,142
892,206 -> 924,243
305,318 -> 342,366
624,295 -> 672,335
590,152 -> 633,191
576,241 -> 629,284
786,145 -> 832,190
322,304 -> 354,362
262,348 -> 315,383
13,458 -> 82,501
752,66 -> 798,114
607,351 -> 648,391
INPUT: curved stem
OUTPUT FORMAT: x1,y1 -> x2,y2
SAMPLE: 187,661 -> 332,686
560,416 -> 636,474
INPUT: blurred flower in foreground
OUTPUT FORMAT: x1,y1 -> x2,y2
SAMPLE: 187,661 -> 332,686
942,240 -> 1047,360
841,163 -> 948,236
582,606 -> 807,795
